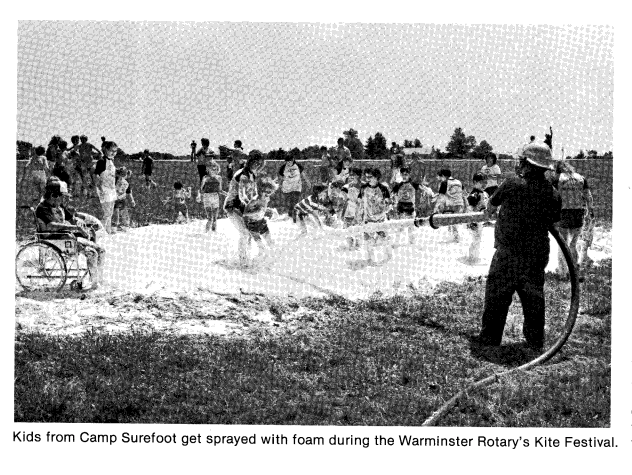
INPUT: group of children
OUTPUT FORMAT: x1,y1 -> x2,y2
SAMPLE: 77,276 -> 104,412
25,135 -> 498,267
156,147 -> 497,267
257,151 -> 494,266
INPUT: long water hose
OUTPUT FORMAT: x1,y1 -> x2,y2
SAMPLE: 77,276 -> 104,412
311,211 -> 580,425
420,223 -> 580,426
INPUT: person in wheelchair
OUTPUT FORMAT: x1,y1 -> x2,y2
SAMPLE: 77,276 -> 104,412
35,179 -> 106,289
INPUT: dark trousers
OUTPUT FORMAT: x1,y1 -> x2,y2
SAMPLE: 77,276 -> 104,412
480,246 -> 549,348
197,164 -> 207,183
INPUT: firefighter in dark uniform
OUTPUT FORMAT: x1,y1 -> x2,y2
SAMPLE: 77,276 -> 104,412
476,143 -> 562,351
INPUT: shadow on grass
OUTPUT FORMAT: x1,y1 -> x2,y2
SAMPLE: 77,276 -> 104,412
468,340 -> 540,368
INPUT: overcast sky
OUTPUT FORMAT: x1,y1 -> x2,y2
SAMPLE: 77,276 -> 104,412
17,22 -> 613,156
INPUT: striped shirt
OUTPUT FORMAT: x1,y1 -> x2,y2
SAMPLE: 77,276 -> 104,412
294,195 -> 329,216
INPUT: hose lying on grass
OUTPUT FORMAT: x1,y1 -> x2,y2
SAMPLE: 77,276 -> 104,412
420,219 -> 580,426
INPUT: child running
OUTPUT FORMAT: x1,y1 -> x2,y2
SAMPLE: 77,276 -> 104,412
416,176 -> 436,218
242,178 -> 279,261
360,168 -> 393,264
434,168 -> 464,242
278,154 -> 305,221
200,161 -> 223,233
341,168 -> 363,248
391,166 -> 421,244
224,151 -> 265,266
325,180 -> 347,227
333,156 -> 353,184
164,182 -> 192,223
465,173 -> 490,264
113,167 -> 135,232
293,184 -> 332,235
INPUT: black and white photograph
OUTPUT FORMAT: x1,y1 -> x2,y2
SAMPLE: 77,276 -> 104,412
6,4 -> 628,473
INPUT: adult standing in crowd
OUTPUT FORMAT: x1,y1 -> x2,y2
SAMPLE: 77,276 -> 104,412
51,140 -> 73,192
475,143 -> 561,351
552,160 -> 593,277
94,141 -> 118,234
78,135 -> 102,198
224,150 -> 265,267
46,135 -> 61,163
190,140 -> 197,162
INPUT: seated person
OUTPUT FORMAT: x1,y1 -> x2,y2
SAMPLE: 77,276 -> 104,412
35,179 -> 106,289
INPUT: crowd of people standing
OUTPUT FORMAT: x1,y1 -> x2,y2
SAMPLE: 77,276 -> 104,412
21,132 -> 594,277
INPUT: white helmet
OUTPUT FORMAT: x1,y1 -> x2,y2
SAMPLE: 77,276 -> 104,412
519,143 -> 556,170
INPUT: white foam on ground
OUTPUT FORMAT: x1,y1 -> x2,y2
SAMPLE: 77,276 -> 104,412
100,218 -> 611,300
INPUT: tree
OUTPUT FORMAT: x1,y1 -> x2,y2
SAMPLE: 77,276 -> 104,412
17,140 -> 32,160
603,151 -> 613,159
276,148 -> 287,161
290,147 -> 302,161
373,132 -> 388,159
587,150 -> 598,158
365,136 -> 376,159
343,128 -> 359,140
343,128 -> 364,161
414,138 -> 422,148
575,150 -> 585,160
472,140 -> 494,160
403,139 -> 413,148
446,127 -> 476,158
301,145 -> 321,160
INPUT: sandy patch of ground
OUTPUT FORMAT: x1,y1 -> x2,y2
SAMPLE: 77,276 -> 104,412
15,218 -> 611,336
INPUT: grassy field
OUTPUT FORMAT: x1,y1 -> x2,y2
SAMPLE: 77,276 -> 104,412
14,259 -> 610,426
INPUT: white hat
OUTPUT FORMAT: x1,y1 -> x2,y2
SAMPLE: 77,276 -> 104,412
518,143 -> 556,170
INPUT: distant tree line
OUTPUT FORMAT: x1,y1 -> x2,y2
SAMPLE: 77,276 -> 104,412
16,128 -> 614,161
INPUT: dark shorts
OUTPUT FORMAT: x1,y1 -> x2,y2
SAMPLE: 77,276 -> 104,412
114,198 -> 127,210
224,196 -> 244,213
244,218 -> 269,237
197,164 -> 207,180
174,202 -> 188,215
559,209 -> 584,229
484,186 -> 498,197
397,202 -> 415,216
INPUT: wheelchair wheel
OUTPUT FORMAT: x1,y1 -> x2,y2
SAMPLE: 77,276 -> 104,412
15,242 -> 67,292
